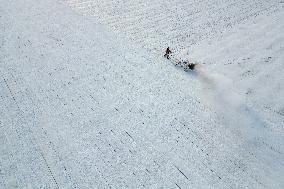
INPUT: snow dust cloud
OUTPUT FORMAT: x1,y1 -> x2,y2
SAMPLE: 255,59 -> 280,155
195,65 -> 266,136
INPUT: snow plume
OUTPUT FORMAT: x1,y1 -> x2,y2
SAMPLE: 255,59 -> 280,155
195,65 -> 266,136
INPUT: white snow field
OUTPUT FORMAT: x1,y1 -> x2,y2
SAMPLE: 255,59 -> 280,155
1,0 -> 284,188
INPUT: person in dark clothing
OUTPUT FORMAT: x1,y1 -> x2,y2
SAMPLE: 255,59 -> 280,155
164,47 -> 172,59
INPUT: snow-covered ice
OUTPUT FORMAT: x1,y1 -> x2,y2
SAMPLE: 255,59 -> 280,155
1,0 -> 284,188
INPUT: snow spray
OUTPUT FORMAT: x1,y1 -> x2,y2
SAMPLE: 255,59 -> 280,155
195,64 -> 266,137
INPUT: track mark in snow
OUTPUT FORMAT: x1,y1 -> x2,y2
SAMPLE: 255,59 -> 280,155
125,131 -> 134,141
38,151 -> 60,189
174,165 -> 189,180
1,75 -> 61,188
175,183 -> 182,189
3,78 -> 20,110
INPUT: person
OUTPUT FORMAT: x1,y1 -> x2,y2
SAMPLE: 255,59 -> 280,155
164,47 -> 172,59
